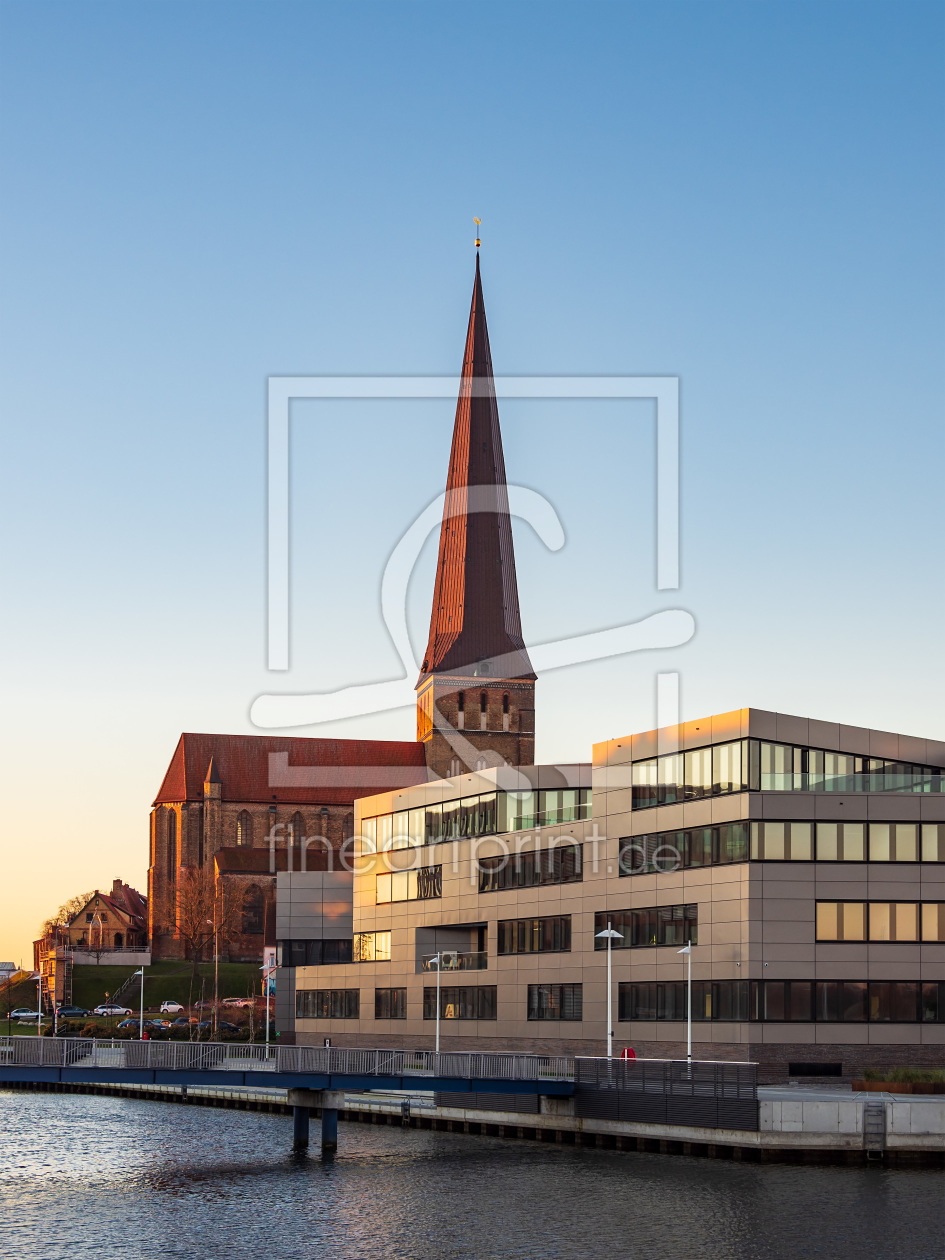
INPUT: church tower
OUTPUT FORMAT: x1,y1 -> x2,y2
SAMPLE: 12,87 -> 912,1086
417,254 -> 536,779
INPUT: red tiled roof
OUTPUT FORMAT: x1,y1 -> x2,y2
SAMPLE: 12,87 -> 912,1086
418,254 -> 535,684
153,733 -> 427,806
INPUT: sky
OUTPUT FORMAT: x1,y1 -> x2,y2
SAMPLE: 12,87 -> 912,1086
1,0 -> 943,965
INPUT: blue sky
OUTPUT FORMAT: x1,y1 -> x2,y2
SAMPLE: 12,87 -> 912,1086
1,0 -> 943,961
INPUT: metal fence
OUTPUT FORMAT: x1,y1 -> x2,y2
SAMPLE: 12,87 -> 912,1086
273,1045 -> 573,1081
574,1056 -> 759,1130
0,1037 -> 572,1082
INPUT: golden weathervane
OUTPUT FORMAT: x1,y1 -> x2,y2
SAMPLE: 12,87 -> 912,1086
474,217 -> 481,248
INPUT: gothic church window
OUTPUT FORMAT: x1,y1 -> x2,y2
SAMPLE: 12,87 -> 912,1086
236,810 -> 253,847
242,884 -> 264,935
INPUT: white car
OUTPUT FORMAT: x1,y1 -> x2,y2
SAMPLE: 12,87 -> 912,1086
221,997 -> 254,1008
10,1008 -> 41,1020
93,1004 -> 132,1017
160,1001 -> 184,1014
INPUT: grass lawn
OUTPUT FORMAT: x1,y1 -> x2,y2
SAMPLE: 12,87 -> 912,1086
1,962 -> 263,1017
71,961 -> 262,1011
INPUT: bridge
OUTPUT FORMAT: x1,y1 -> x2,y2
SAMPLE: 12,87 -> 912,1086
0,1037 -> 758,1153
0,1037 -> 575,1151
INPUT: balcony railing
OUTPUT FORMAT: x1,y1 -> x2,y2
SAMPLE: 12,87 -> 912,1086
420,952 -> 487,972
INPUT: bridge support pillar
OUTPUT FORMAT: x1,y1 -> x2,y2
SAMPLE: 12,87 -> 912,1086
288,1089 -> 346,1155
292,1104 -> 310,1150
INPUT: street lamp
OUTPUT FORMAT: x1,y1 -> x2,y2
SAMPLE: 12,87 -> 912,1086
206,913 -> 219,1036
595,923 -> 622,1059
677,940 -> 692,1068
31,972 -> 42,1039
428,952 -> 445,1054
134,968 -> 145,1039
259,961 -> 279,1057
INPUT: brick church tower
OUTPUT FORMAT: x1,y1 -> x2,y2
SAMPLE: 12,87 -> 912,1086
417,254 -> 536,779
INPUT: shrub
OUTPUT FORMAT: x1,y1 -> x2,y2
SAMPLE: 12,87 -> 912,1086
861,1067 -> 944,1084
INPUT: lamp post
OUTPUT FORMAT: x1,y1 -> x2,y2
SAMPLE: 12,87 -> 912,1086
677,941 -> 692,1068
32,972 -> 42,1038
206,912 -> 219,1037
260,960 -> 278,1057
428,952 -> 444,1055
134,968 -> 145,1039
595,923 -> 622,1059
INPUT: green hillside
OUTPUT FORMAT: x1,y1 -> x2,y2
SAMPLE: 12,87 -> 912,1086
1,961 -> 262,1015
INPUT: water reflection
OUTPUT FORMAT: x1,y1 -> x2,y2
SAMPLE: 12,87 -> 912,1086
0,1092 -> 940,1260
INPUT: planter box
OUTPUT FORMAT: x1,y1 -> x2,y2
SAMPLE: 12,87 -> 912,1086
853,1079 -> 945,1095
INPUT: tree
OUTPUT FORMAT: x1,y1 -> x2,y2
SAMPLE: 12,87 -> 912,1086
39,891 -> 95,941
153,866 -> 244,983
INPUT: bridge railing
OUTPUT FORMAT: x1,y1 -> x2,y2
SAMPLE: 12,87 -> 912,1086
274,1045 -> 573,1081
0,1037 -> 573,1081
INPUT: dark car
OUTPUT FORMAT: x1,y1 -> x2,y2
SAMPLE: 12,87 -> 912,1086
217,1021 -> 240,1035
56,1006 -> 89,1018
171,1018 -> 192,1027
117,1018 -> 139,1030
149,1018 -> 172,1030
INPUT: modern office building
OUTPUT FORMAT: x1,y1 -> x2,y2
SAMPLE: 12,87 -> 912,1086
277,710 -> 945,1079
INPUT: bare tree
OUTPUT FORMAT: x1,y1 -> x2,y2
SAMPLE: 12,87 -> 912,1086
39,891 -> 95,941
154,866 -> 244,983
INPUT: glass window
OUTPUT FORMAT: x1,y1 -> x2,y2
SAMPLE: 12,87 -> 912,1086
684,748 -> 713,800
815,980 -> 868,1022
527,983 -> 583,1021
816,902 -> 866,941
424,803 -> 442,843
762,982 -> 786,1021
295,989 -> 359,1019
869,981 -> 918,1022
408,807 -> 426,845
922,903 -> 945,942
498,916 -> 571,954
441,799 -> 459,839
376,815 -> 393,850
658,753 -> 683,805
632,759 -> 658,810
790,822 -> 813,860
753,820 -> 812,860
760,743 -> 794,790
717,822 -> 750,865
376,873 -> 391,904
921,982 -> 945,1022
868,822 -> 919,863
817,821 -> 866,862
788,981 -> 813,1021
361,817 -> 377,848
354,930 -> 391,962
761,822 -> 785,860
374,988 -> 406,1019
391,812 -> 410,848
870,823 -> 891,862
922,824 -> 945,862
894,824 -> 918,862
423,986 -> 496,1020
712,741 -> 745,795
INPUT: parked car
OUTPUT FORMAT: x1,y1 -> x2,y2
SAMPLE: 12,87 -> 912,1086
10,1008 -> 41,1020
221,997 -> 253,1008
160,1001 -> 184,1014
194,1000 -> 215,1010
149,1018 -> 172,1029
55,1005 -> 89,1018
117,1019 -> 139,1030
217,1021 -> 240,1034
171,1018 -> 193,1027
93,1004 -> 132,1017
196,1020 -> 214,1031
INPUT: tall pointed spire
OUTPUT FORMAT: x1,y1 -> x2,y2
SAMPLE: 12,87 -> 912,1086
417,255 -> 536,777
418,255 -> 535,684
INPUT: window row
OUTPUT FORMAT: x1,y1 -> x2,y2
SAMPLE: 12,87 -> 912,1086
620,824 -> 749,874
593,905 -> 697,949
353,931 -> 392,961
361,789 -> 592,849
277,939 -> 353,967
375,866 -> 442,905
478,844 -> 583,893
295,989 -> 360,1020
631,739 -> 944,810
497,916 -> 571,955
816,901 -> 945,942
527,983 -> 584,1021
619,821 -> 945,874
421,986 -> 497,1020
619,980 -> 945,1023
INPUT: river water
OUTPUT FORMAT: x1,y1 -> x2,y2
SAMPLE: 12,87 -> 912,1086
0,1091 -> 940,1260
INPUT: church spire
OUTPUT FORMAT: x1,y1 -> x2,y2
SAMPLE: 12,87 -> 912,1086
418,254 -> 535,685
417,255 -> 536,777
